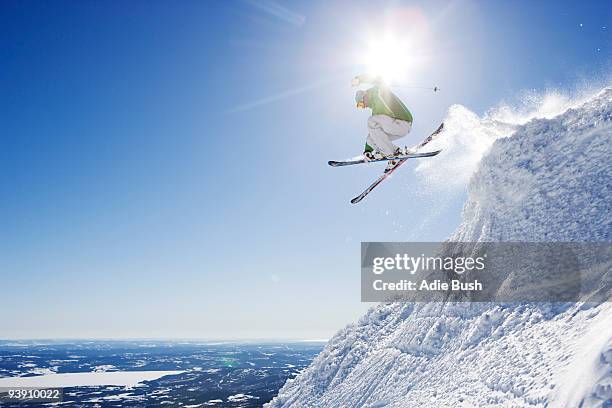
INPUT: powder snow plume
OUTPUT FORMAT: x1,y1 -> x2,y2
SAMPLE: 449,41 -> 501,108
415,86 -> 605,193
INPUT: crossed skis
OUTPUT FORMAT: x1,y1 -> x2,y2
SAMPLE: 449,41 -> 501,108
329,123 -> 444,204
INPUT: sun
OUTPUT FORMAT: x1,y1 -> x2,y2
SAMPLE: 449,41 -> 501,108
363,33 -> 412,84
355,7 -> 432,84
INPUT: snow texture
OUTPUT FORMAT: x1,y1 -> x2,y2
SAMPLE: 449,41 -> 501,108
268,88 -> 612,407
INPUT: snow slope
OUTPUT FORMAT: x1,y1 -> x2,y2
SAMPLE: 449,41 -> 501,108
268,88 -> 612,408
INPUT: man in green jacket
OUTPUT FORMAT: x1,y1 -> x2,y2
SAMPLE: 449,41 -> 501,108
353,74 -> 413,172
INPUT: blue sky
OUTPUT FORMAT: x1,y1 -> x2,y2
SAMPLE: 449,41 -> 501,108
0,0 -> 609,339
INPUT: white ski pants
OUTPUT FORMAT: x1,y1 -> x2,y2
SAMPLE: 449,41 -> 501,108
366,115 -> 412,155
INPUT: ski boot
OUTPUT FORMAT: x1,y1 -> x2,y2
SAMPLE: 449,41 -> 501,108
384,160 -> 398,173
384,147 -> 407,173
364,150 -> 384,162
394,146 -> 414,156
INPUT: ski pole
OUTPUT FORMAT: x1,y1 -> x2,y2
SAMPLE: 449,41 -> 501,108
390,84 -> 440,92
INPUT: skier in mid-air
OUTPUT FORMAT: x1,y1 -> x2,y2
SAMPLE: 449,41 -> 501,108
352,74 -> 414,172
329,75 -> 442,203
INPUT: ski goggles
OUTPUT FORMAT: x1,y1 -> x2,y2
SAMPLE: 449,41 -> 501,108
356,101 -> 366,109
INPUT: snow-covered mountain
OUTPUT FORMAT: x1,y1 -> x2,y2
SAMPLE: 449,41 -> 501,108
267,88 -> 612,408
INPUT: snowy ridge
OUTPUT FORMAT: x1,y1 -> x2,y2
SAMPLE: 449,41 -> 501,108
267,88 -> 612,407
415,87 -> 605,194
452,88 -> 611,242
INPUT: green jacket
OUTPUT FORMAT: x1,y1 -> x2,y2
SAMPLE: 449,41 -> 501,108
366,85 -> 413,123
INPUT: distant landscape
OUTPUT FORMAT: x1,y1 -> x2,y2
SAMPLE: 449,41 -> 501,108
0,340 -> 325,407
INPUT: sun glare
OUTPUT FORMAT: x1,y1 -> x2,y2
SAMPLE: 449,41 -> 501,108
364,34 -> 412,84
356,7 -> 432,84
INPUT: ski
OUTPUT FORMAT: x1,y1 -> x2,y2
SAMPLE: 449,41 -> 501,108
414,122 -> 444,150
328,150 -> 441,167
350,123 -> 445,204
350,159 -> 408,204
